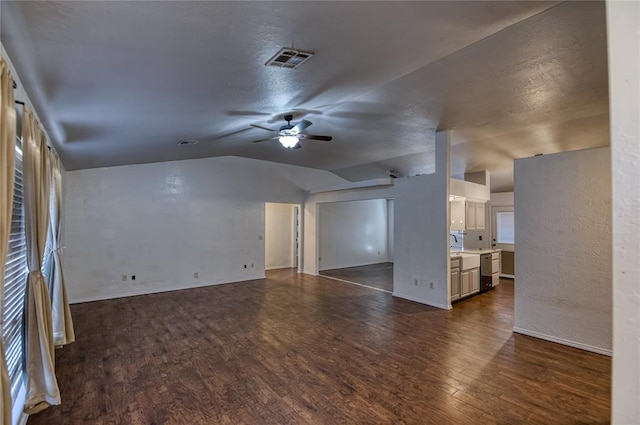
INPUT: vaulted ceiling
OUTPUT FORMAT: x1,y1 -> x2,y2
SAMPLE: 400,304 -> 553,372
1,1 -> 609,192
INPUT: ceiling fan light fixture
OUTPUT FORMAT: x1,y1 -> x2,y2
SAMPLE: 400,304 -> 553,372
279,135 -> 299,148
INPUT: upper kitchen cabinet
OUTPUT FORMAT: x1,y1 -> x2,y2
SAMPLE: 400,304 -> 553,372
449,175 -> 489,231
466,202 -> 486,231
450,200 -> 466,231
449,200 -> 486,231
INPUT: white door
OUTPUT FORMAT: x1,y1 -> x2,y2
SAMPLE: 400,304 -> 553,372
491,205 -> 515,277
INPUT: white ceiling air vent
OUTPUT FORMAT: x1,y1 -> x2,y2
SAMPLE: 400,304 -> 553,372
265,47 -> 314,69
177,139 -> 199,146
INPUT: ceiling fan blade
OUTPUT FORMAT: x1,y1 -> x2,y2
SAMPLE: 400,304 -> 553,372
227,110 -> 270,117
250,124 -> 277,132
303,134 -> 332,142
206,127 -> 253,142
291,119 -> 312,134
251,137 -> 275,143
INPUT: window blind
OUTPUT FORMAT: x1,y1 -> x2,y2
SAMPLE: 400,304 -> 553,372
3,139 -> 28,396
496,211 -> 515,244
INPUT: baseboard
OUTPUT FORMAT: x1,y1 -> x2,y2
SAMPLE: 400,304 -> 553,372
17,413 -> 28,425
500,273 -> 515,279
265,265 -> 294,271
513,327 -> 612,356
392,292 -> 451,310
319,274 -> 391,293
319,260 -> 392,273
70,276 -> 265,304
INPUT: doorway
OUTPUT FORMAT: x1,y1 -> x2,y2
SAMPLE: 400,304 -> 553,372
491,205 -> 515,278
318,198 -> 394,292
265,203 -> 300,272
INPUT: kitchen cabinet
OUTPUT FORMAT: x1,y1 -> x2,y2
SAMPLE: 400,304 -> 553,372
481,251 -> 501,289
450,200 -> 466,231
470,268 -> 479,292
475,203 -> 486,230
451,254 -> 480,303
460,267 -> 480,298
461,270 -> 470,295
450,267 -> 460,302
450,201 -> 486,231
465,202 -> 486,231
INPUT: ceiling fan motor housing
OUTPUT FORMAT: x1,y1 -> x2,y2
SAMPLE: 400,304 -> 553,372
280,115 -> 295,135
279,125 -> 295,136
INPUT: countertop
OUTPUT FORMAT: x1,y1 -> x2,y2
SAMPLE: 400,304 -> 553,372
450,249 -> 501,255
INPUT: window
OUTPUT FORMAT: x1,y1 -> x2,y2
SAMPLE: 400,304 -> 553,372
496,211 -> 515,244
2,136 -> 28,397
42,186 -> 55,294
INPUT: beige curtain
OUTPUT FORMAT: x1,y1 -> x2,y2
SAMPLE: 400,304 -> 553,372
0,57 -> 17,425
47,150 -> 75,346
22,107 -> 60,414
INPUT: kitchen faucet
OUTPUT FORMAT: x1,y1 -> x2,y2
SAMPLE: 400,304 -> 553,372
450,233 -> 458,248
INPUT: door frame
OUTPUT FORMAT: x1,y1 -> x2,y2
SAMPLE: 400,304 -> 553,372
491,205 -> 515,278
292,206 -> 300,270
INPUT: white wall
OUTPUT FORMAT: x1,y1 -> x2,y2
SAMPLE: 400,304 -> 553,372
450,177 -> 490,201
514,147 -> 612,355
318,199 -> 388,271
490,191 -> 514,206
393,132 -> 450,309
63,156 -> 330,303
265,203 -> 295,270
607,1 -> 640,422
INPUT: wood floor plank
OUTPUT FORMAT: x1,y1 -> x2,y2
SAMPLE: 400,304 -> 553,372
28,271 -> 610,424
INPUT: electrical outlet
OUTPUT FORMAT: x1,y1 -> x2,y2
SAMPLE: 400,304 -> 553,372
194,272 -> 198,279
429,282 -> 434,289
251,263 -> 254,268
131,275 -> 136,281
414,278 -> 419,286
122,275 -> 127,282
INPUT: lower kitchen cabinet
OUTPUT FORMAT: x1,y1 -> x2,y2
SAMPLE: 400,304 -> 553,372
450,257 -> 480,304
450,257 -> 461,302
460,267 -> 480,298
450,268 -> 460,301
471,268 -> 479,292
481,251 -> 501,290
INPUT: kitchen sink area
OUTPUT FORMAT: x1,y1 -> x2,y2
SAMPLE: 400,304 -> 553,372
450,251 -> 480,270
450,249 -> 501,303
449,173 -> 501,304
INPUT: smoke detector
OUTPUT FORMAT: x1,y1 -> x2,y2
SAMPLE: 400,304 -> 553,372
265,47 -> 314,69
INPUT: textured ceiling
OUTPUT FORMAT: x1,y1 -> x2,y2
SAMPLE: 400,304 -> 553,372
1,1 -> 609,191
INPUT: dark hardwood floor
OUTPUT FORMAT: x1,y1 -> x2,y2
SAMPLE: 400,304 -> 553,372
29,271 -> 610,424
320,262 -> 394,292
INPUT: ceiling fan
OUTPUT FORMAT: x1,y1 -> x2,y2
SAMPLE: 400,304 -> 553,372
250,114 -> 332,149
